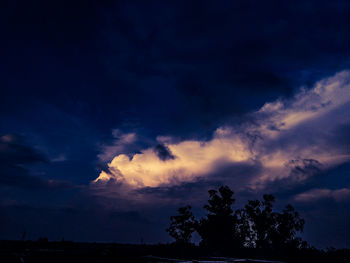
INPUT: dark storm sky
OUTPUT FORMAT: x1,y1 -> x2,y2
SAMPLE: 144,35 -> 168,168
1,0 -> 350,248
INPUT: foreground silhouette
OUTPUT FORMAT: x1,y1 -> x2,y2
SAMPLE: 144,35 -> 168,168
1,239 -> 349,263
167,186 -> 306,252
0,186 -> 349,262
165,185 -> 349,262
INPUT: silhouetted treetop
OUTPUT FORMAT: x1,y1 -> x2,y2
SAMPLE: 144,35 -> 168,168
166,205 -> 197,244
239,195 -> 305,250
167,185 -> 306,254
204,186 -> 235,216
197,186 -> 242,253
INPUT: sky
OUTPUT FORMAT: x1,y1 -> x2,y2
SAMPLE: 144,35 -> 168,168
1,0 -> 350,248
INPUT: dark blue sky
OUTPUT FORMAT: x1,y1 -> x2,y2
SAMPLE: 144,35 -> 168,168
1,0 -> 350,248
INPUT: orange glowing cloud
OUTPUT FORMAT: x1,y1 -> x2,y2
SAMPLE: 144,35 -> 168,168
93,70 -> 350,192
95,130 -> 251,187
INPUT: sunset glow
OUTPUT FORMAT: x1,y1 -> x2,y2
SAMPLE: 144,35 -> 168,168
94,71 -> 350,192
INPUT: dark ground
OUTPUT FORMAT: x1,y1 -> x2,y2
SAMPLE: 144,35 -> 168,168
1,240 -> 350,263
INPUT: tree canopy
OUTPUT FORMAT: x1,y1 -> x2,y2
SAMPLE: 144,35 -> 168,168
167,186 -> 306,254
166,205 -> 197,244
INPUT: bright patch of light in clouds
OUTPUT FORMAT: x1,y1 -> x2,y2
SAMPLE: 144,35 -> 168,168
94,71 -> 350,197
96,131 -> 250,187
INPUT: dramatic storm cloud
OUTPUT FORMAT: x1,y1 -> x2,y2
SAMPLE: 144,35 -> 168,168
94,71 -> 350,197
2,0 -> 350,248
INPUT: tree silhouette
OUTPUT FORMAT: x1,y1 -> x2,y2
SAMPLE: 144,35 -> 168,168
197,186 -> 241,252
166,205 -> 197,244
239,194 -> 277,249
167,186 -> 307,255
239,195 -> 305,250
272,204 -> 305,249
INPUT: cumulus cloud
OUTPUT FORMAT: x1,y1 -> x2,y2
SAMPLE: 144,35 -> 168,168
94,130 -> 251,188
93,71 -> 350,197
295,188 -> 350,202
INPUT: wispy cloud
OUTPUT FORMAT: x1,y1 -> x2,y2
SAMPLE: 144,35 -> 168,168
97,129 -> 138,163
295,188 -> 350,202
0,134 -> 77,191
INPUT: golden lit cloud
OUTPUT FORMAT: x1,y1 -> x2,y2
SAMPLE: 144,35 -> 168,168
94,70 -> 350,192
95,131 -> 251,187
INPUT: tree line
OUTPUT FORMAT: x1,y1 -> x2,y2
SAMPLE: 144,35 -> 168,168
167,186 -> 306,255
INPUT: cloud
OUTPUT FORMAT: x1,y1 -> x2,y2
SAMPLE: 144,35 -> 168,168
153,143 -> 176,161
0,165 -> 74,191
94,130 -> 251,188
97,129 -> 138,163
51,154 -> 67,162
0,134 -> 48,165
0,134 -> 74,191
93,70 -> 350,198
295,188 -> 350,202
